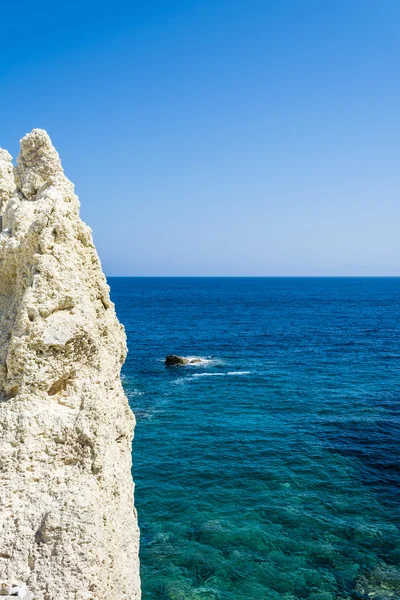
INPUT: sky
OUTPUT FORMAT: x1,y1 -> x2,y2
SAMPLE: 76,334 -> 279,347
0,0 -> 399,276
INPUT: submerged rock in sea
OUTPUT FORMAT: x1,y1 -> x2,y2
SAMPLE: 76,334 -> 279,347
0,130 -> 141,599
165,355 -> 203,365
165,355 -> 190,365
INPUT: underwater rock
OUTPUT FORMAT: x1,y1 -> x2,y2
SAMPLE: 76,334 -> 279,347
0,130 -> 141,599
355,563 -> 400,599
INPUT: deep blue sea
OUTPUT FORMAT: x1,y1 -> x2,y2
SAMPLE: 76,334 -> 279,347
109,277 -> 400,600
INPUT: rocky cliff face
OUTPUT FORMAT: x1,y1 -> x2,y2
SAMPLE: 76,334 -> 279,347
0,130 -> 140,599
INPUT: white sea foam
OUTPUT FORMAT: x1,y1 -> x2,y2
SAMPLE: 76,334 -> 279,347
127,389 -> 145,397
191,372 -> 225,378
188,371 -> 251,379
227,371 -> 251,376
182,356 -> 214,366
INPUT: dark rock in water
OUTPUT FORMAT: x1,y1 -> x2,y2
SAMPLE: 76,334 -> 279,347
165,355 -> 189,366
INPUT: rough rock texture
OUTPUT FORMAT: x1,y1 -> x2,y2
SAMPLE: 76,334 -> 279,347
0,130 -> 141,599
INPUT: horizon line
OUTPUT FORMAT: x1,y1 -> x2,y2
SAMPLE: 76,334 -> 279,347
105,275 -> 400,278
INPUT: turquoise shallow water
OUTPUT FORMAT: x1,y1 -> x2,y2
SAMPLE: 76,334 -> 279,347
109,277 -> 400,600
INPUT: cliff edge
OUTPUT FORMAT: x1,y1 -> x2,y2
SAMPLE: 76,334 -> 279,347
0,130 -> 140,599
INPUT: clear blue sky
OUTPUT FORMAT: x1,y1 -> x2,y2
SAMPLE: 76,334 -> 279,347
1,0 -> 399,275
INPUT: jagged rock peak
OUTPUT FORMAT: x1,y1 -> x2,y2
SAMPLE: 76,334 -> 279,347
0,130 -> 141,599
15,129 -> 64,200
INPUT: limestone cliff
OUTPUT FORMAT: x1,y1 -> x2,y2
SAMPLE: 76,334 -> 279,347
0,130 -> 141,599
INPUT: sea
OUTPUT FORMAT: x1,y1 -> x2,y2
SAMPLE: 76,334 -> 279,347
109,277 -> 400,600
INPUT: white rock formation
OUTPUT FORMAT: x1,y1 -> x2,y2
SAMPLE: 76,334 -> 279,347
0,130 -> 141,599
